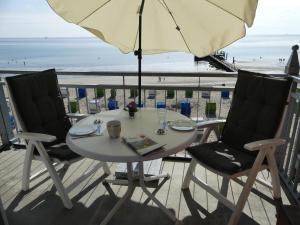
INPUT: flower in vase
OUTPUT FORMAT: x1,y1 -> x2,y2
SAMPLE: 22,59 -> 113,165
126,101 -> 138,112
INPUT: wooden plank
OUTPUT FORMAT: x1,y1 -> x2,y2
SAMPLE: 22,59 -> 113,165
0,154 -> 24,178
142,160 -> 174,206
0,149 -> 286,225
0,150 -> 20,164
1,160 -> 45,207
178,161 -> 193,220
74,161 -> 112,206
0,150 -> 24,171
240,176 -> 271,225
0,158 -> 42,196
192,164 -> 210,216
233,176 -> 255,220
164,160 -> 185,218
82,162 -> 114,207
66,160 -> 99,198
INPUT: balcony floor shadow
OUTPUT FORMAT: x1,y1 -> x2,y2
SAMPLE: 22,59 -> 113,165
0,149 -> 290,225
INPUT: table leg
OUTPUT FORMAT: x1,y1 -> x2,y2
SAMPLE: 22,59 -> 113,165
100,162 -> 135,225
105,173 -> 169,185
103,179 -> 129,186
138,162 -> 177,222
144,173 -> 170,182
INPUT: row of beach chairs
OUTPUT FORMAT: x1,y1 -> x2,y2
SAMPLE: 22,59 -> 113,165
61,87 -> 230,100
60,87 -> 231,117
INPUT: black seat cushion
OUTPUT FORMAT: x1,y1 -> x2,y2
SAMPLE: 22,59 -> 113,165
6,69 -> 71,146
221,70 -> 291,152
187,141 -> 267,175
34,143 -> 80,161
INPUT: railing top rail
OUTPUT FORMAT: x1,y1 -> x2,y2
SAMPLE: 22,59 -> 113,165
0,69 -> 287,78
288,75 -> 300,83
0,70 -> 238,78
0,81 -> 235,91
59,83 -> 235,91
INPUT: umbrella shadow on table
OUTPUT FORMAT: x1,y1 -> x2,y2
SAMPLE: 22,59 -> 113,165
5,174 -> 176,225
180,189 -> 260,225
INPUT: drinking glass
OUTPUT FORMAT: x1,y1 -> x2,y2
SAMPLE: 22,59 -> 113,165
157,108 -> 167,130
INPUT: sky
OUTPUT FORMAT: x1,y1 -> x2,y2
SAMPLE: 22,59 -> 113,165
0,0 -> 299,38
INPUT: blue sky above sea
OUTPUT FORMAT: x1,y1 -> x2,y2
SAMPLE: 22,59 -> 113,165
0,0 -> 300,38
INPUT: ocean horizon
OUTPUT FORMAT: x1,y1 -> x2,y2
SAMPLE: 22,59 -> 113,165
0,34 -> 299,72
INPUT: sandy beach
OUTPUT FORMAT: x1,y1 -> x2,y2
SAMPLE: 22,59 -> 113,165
55,51 -> 293,124
57,57 -> 287,120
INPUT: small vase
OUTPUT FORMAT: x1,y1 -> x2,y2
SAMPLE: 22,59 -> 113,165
129,111 -> 135,118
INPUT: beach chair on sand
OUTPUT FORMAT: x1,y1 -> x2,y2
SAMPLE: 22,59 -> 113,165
166,90 -> 175,99
147,90 -> 156,99
5,69 -> 110,209
182,70 -> 292,225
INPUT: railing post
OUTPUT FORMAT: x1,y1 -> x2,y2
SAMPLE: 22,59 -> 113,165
123,75 -> 126,107
285,45 -> 299,76
277,46 -> 299,170
278,45 -> 300,204
287,46 -> 300,181
0,82 -> 13,148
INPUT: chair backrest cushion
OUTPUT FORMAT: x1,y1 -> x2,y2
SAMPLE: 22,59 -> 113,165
221,70 -> 291,151
6,69 -> 71,144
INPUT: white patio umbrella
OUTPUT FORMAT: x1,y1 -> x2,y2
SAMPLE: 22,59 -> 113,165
47,0 -> 258,105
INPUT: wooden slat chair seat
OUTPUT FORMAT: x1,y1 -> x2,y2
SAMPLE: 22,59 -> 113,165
5,69 -> 110,209
182,70 -> 292,225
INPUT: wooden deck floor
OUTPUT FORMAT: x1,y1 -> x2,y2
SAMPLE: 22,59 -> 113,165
0,148 -> 289,225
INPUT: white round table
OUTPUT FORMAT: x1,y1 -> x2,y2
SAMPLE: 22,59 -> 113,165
66,108 -> 197,225
67,108 -> 197,162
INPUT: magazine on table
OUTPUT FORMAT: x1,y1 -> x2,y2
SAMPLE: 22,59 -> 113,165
123,135 -> 165,156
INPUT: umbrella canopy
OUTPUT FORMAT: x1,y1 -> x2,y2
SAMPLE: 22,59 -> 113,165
47,0 -> 258,105
48,0 -> 258,57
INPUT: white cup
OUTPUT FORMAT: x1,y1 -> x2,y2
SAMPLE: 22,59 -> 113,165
107,120 -> 121,138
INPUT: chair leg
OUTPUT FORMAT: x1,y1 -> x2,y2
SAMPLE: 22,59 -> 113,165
182,127 -> 213,190
182,158 -> 197,189
35,142 -> 73,209
199,127 -> 213,144
102,162 -> 111,175
0,196 -> 9,225
266,151 -> 281,199
22,142 -> 34,191
228,150 -> 267,225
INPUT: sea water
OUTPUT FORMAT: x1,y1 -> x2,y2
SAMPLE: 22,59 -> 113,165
0,35 -> 299,72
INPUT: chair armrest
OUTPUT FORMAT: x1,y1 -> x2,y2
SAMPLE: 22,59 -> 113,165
67,113 -> 88,121
197,119 -> 226,129
15,132 -> 56,143
244,138 -> 286,151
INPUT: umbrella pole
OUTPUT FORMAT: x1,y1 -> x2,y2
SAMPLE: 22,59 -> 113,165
136,0 -> 145,107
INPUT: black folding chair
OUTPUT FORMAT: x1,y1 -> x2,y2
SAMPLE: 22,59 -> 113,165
5,69 -> 110,209
182,70 -> 291,225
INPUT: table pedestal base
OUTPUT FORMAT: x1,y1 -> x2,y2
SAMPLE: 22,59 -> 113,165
100,162 -> 177,225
